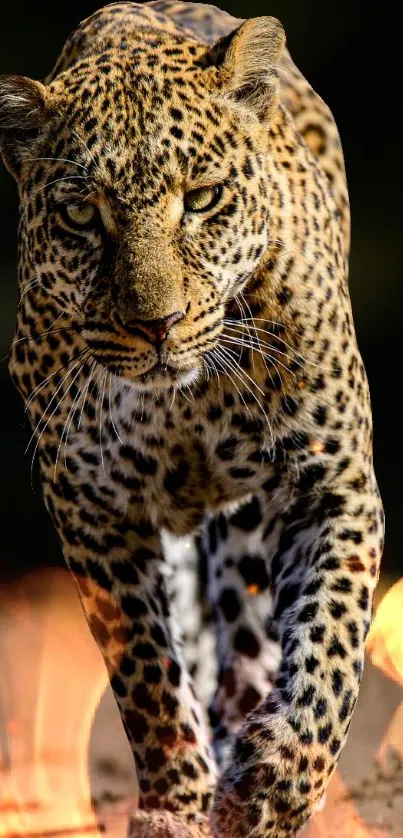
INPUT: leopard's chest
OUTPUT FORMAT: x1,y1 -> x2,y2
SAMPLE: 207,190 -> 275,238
54,381 -> 278,536
117,417 -> 275,535
144,431 -> 274,534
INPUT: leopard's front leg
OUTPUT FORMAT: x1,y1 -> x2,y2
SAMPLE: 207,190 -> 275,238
211,469 -> 384,837
203,500 -> 281,769
43,487 -> 217,818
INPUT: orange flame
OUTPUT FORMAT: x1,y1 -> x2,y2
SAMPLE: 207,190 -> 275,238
367,579 -> 403,688
0,568 -> 109,837
367,579 -> 403,773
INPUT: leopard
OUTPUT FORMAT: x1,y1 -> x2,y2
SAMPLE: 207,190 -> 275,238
0,2 -> 384,836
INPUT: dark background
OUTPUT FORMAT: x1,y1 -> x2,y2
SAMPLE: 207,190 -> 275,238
0,1 -> 400,581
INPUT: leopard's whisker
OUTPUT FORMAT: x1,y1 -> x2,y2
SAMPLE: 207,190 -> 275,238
210,348 -> 255,424
217,344 -> 275,446
229,313 -> 292,329
25,348 -> 90,453
98,369 -> 108,477
223,319 -> 304,357
233,294 -> 250,361
178,386 -> 193,404
9,325 -> 81,353
221,330 -> 302,375
227,317 -> 323,360
212,346 -> 275,445
140,390 -> 146,423
20,277 -> 42,298
79,188 -> 97,201
72,129 -> 97,168
24,344 -> 90,411
78,360 -> 98,430
238,290 -> 260,343
214,345 -> 261,416
218,341 -> 267,396
201,357 -> 210,382
30,356 -> 89,481
50,363 -> 88,481
36,174 -> 87,193
229,328 -> 331,372
169,386 -> 177,411
108,372 -> 123,443
63,374 -> 88,469
223,320 -> 310,367
220,336 -> 292,392
1,320 -> 71,366
54,365 -> 86,480
203,354 -> 220,384
224,325 -> 283,393
238,289 -> 265,374
28,155 -> 89,172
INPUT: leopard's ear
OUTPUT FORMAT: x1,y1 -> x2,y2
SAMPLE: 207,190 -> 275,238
207,17 -> 285,121
0,75 -> 49,179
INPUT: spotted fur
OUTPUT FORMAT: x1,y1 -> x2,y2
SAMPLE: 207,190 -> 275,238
0,2 -> 384,835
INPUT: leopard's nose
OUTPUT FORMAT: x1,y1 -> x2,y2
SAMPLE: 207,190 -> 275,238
120,311 -> 185,344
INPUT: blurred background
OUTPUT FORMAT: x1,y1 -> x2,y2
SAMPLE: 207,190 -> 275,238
0,0 -> 400,582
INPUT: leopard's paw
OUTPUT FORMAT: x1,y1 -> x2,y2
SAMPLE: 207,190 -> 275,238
210,703 -> 331,837
128,810 -> 212,838
211,771 -> 312,838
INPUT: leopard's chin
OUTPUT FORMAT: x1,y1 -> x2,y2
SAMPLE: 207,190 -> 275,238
124,362 -> 202,393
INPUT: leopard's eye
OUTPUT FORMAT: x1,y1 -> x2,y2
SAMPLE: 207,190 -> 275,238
61,203 -> 97,228
184,184 -> 222,213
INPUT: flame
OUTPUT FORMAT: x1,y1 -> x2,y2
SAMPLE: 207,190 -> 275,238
367,579 -> 403,773
0,568 -> 108,837
367,579 -> 403,688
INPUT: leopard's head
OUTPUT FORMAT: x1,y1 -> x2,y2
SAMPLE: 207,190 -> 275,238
0,11 -> 285,391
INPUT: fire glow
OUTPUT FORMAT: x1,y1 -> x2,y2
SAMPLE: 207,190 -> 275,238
1,573 -> 402,837
367,580 -> 403,774
0,569 -> 108,837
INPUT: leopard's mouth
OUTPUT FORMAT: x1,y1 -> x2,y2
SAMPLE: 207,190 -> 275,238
134,361 -> 201,392
138,361 -> 182,383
